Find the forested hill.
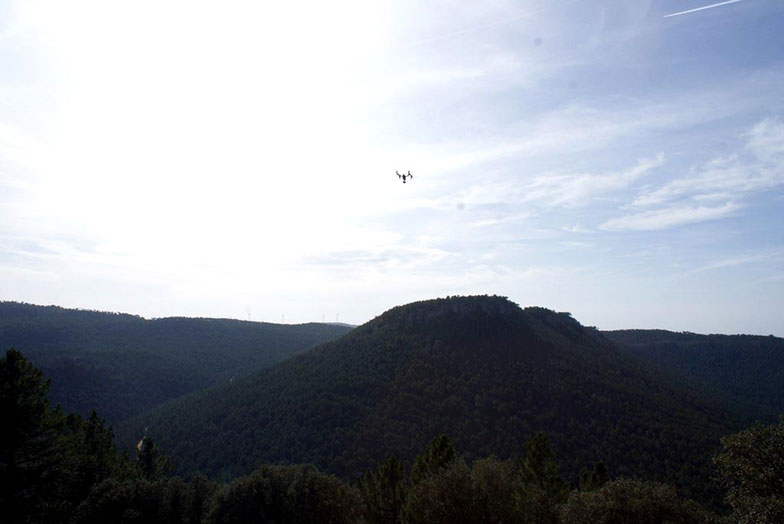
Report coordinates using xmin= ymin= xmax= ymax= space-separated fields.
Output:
xmin=603 ymin=329 xmax=784 ymax=424
xmin=0 ymin=301 xmax=352 ymax=424
xmin=132 ymin=295 xmax=737 ymax=501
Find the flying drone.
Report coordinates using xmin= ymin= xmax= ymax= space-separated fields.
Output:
xmin=396 ymin=170 xmax=413 ymax=183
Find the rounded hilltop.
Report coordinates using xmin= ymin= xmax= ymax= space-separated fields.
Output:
xmin=372 ymin=295 xmax=521 ymax=325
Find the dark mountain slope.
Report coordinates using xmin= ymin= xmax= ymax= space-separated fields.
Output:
xmin=0 ymin=301 xmax=352 ymax=423
xmin=603 ymin=329 xmax=784 ymax=423
xmin=135 ymin=296 xmax=737 ymax=501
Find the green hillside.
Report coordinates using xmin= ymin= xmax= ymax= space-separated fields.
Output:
xmin=131 ymin=296 xmax=739 ymax=501
xmin=603 ymin=329 xmax=784 ymax=424
xmin=0 ymin=301 xmax=352 ymax=424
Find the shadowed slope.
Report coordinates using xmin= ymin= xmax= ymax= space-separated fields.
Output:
xmin=604 ymin=329 xmax=784 ymax=424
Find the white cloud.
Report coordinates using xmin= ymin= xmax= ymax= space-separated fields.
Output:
xmin=300 ymin=244 xmax=452 ymax=272
xmin=633 ymin=152 xmax=783 ymax=207
xmin=689 ymin=251 xmax=782 ymax=273
xmin=562 ymin=224 xmax=593 ymax=234
xmin=672 ymin=119 xmax=781 ymax=200
xmin=602 ymin=117 xmax=784 ymax=230
xmin=600 ymin=201 xmax=740 ymax=231
xmin=745 ymin=118 xmax=784 ymax=161
xmin=0 ymin=264 xmax=58 ymax=281
xmin=468 ymin=213 xmax=531 ymax=228
xmin=521 ymin=154 xmax=664 ymax=208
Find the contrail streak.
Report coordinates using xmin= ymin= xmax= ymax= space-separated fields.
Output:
xmin=663 ymin=0 xmax=745 ymax=18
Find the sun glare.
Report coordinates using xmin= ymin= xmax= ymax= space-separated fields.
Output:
xmin=14 ymin=0 xmax=394 ymax=288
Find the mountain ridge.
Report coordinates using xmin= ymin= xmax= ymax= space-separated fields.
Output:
xmin=0 ymin=301 xmax=353 ymax=424
xmin=128 ymin=295 xmax=740 ymax=502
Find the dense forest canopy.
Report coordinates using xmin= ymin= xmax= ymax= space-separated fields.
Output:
xmin=604 ymin=329 xmax=784 ymax=424
xmin=127 ymin=296 xmax=748 ymax=503
xmin=0 ymin=301 xmax=352 ymax=424
xmin=4 ymin=346 xmax=784 ymax=523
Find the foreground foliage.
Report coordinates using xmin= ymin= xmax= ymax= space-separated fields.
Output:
xmin=559 ymin=479 xmax=721 ymax=524
xmin=714 ymin=416 xmax=784 ymax=523
xmin=1 ymin=348 xmax=129 ymax=523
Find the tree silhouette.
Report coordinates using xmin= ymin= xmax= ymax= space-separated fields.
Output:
xmin=410 ymin=435 xmax=457 ymax=485
xmin=359 ymin=456 xmax=408 ymax=524
xmin=1 ymin=348 xmax=66 ymax=522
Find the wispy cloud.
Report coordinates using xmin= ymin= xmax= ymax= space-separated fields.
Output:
xmin=521 ymin=155 xmax=664 ymax=208
xmin=562 ymin=224 xmax=594 ymax=234
xmin=602 ymin=117 xmax=784 ymax=230
xmin=0 ymin=123 xmax=44 ymax=190
xmin=469 ymin=213 xmax=531 ymax=229
xmin=631 ymin=154 xmax=780 ymax=207
xmin=601 ymin=201 xmax=741 ymax=231
xmin=300 ymin=245 xmax=453 ymax=272
xmin=389 ymin=54 xmax=524 ymax=93
xmin=745 ymin=118 xmax=784 ymax=160
xmin=402 ymin=72 xmax=778 ymax=194
xmin=401 ymin=1 xmax=576 ymax=49
xmin=664 ymin=0 xmax=745 ymax=18
xmin=689 ymin=251 xmax=783 ymax=274
xmin=0 ymin=264 xmax=58 ymax=281
xmin=755 ymin=273 xmax=784 ymax=284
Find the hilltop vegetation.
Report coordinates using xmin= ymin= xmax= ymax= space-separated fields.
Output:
xmin=130 ymin=296 xmax=739 ymax=502
xmin=0 ymin=301 xmax=352 ymax=424
xmin=604 ymin=330 xmax=784 ymax=424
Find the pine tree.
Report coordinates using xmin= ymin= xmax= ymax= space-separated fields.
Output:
xmin=359 ymin=456 xmax=407 ymax=523
xmin=136 ymin=436 xmax=170 ymax=480
xmin=410 ymin=435 xmax=457 ymax=485
xmin=0 ymin=348 xmax=65 ymax=523
xmin=519 ymin=432 xmax=567 ymax=498
xmin=516 ymin=432 xmax=568 ymax=523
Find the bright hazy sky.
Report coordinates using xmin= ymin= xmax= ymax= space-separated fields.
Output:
xmin=1 ymin=0 xmax=783 ymax=334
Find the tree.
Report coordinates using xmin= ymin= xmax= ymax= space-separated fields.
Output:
xmin=182 ymin=474 xmax=219 ymax=524
xmin=359 ymin=456 xmax=408 ymax=524
xmin=714 ymin=416 xmax=784 ymax=523
xmin=579 ymin=462 xmax=610 ymax=492
xmin=404 ymin=457 xmax=522 ymax=524
xmin=0 ymin=348 xmax=64 ymax=523
xmin=136 ymin=436 xmax=170 ymax=480
xmin=469 ymin=457 xmax=521 ymax=523
xmin=410 ymin=435 xmax=457 ymax=485
xmin=59 ymin=410 xmax=129 ymax=505
xmin=519 ymin=432 xmax=568 ymax=499
xmin=558 ymin=479 xmax=716 ymax=524
xmin=516 ymin=432 xmax=568 ymax=524
xmin=403 ymin=460 xmax=474 ymax=524
xmin=205 ymin=464 xmax=362 ymax=524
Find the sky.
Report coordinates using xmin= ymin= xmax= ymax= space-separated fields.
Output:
xmin=1 ymin=0 xmax=783 ymax=335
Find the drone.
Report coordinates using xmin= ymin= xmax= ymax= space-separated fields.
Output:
xmin=396 ymin=170 xmax=413 ymax=183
